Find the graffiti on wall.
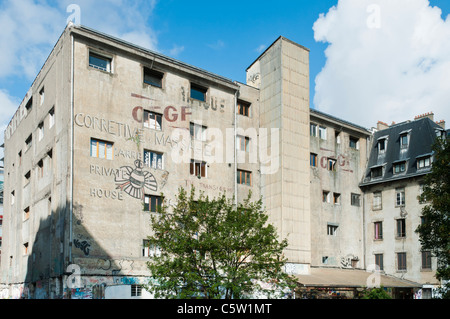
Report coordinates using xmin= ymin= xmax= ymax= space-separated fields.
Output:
xmin=115 ymin=160 xmax=158 ymax=200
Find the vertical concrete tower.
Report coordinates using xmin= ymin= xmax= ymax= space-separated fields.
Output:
xmin=246 ymin=37 xmax=311 ymax=274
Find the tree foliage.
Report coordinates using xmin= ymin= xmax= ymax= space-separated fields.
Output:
xmin=145 ymin=187 xmax=296 ymax=299
xmin=360 ymin=287 xmax=392 ymax=299
xmin=416 ymin=136 xmax=450 ymax=298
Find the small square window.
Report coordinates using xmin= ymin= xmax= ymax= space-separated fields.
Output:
xmin=23 ymin=242 xmax=29 ymax=255
xmin=327 ymin=158 xmax=336 ymax=171
xmin=144 ymin=150 xmax=164 ymax=170
xmin=333 ymin=193 xmax=341 ymax=205
xmin=238 ymin=100 xmax=251 ymax=117
xmin=237 ymin=136 xmax=250 ymax=152
xmin=25 ymin=97 xmax=33 ymax=113
xmin=237 ymin=169 xmax=252 ymax=186
xmin=327 ymin=224 xmax=338 ymax=236
xmin=89 ymin=52 xmax=112 ymax=72
xmin=417 ymin=157 xmax=431 ymax=169
xmin=351 ymin=193 xmax=360 ymax=206
xmin=349 ymin=136 xmax=359 ymax=149
xmin=144 ymin=195 xmax=162 ymax=213
xmin=24 ymin=207 xmax=30 ymax=220
xmin=190 ymin=123 xmax=207 ymax=141
xmin=144 ymin=68 xmax=163 ymax=88
xmin=131 ymin=284 xmax=142 ymax=297
xmin=25 ymin=134 xmax=32 ymax=149
xmin=190 ymin=160 xmax=207 ymax=178
xmin=144 ymin=110 xmax=162 ymax=131
xmin=378 ymin=139 xmax=386 ymax=154
xmin=90 ymin=138 xmax=114 ymax=160
xmin=371 ymin=166 xmax=383 ymax=179
xmin=190 ymin=83 xmax=207 ymax=102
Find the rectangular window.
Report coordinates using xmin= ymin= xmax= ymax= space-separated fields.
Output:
xmin=327 ymin=224 xmax=338 ymax=236
xmin=373 ymin=191 xmax=382 ymax=210
xmin=23 ymin=242 xmax=29 ymax=255
xmin=396 ymin=218 xmax=406 ymax=238
xmin=310 ymin=153 xmax=318 ymax=167
xmin=25 ymin=134 xmax=32 ymax=149
xmin=143 ymin=110 xmax=162 ymax=130
xmin=37 ymin=159 xmax=44 ymax=178
xmin=90 ymin=138 xmax=114 ymax=160
xmin=144 ymin=195 xmax=162 ymax=213
xmin=38 ymin=122 xmax=44 ymax=141
xmin=400 ymin=134 xmax=409 ymax=148
xmin=24 ymin=207 xmax=30 ymax=221
xmin=236 ymin=135 xmax=250 ymax=152
xmin=333 ymin=193 xmax=341 ymax=205
xmin=421 ymin=251 xmax=432 ymax=270
xmin=396 ymin=188 xmax=405 ymax=207
xmin=11 ymin=190 xmax=15 ymax=205
xmin=397 ymin=252 xmax=407 ymax=271
xmin=237 ymin=100 xmax=251 ymax=117
xmin=24 ymin=171 xmax=31 ymax=184
xmin=327 ymin=158 xmax=337 ymax=171
xmin=378 ymin=139 xmax=386 ymax=154
xmin=190 ymin=83 xmax=207 ymax=102
xmin=89 ymin=52 xmax=112 ymax=72
xmin=142 ymin=240 xmax=161 ymax=258
xmin=131 ymin=284 xmax=142 ymax=297
xmin=322 ymin=191 xmax=330 ymax=203
xmin=375 ymin=254 xmax=384 ymax=271
xmin=349 ymin=136 xmax=359 ymax=149
xmin=319 ymin=126 xmax=327 ymax=140
xmin=417 ymin=157 xmax=431 ymax=169
xmin=393 ymin=162 xmax=406 ymax=174
xmin=237 ymin=169 xmax=252 ymax=186
xmin=39 ymin=87 xmax=45 ymax=106
xmin=310 ymin=123 xmax=317 ymax=137
xmin=143 ymin=68 xmax=163 ymax=88
xmin=25 ymin=97 xmax=33 ymax=113
xmin=374 ymin=222 xmax=383 ymax=240
xmin=351 ymin=193 xmax=360 ymax=206
xmin=190 ymin=160 xmax=207 ymax=178
xmin=335 ymin=131 xmax=341 ymax=144
xmin=48 ymin=107 xmax=55 ymax=128
xmin=190 ymin=123 xmax=207 ymax=141
xmin=143 ymin=150 xmax=164 ymax=170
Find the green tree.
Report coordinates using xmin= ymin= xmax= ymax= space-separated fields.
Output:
xmin=360 ymin=287 xmax=392 ymax=299
xmin=416 ymin=136 xmax=450 ymax=299
xmin=145 ymin=187 xmax=296 ymax=299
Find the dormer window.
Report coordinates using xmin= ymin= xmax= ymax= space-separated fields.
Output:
xmin=377 ymin=136 xmax=388 ymax=154
xmin=399 ymin=130 xmax=411 ymax=149
xmin=371 ymin=165 xmax=383 ymax=179
xmin=393 ymin=161 xmax=407 ymax=174
xmin=417 ymin=156 xmax=431 ymax=169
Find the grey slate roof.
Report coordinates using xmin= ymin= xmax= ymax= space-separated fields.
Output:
xmin=360 ymin=117 xmax=444 ymax=187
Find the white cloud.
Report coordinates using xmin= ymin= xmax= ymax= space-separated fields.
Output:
xmin=0 ymin=89 xmax=21 ymax=160
xmin=168 ymin=44 xmax=185 ymax=57
xmin=313 ymin=0 xmax=450 ymax=128
xmin=256 ymin=44 xmax=267 ymax=53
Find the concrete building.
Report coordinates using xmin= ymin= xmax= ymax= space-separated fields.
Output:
xmin=0 ymin=23 xmax=444 ymax=299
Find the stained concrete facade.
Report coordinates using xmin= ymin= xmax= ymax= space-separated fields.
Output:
xmin=0 ymin=24 xmax=442 ymax=299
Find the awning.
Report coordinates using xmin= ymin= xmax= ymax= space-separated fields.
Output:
xmin=295 ymin=267 xmax=422 ymax=289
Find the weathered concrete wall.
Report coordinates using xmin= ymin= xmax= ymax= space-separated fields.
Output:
xmin=309 ymin=114 xmax=370 ymax=269
xmin=247 ymin=37 xmax=311 ymax=273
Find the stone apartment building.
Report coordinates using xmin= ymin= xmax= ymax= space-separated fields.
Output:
xmin=0 ymin=23 xmax=444 ymax=299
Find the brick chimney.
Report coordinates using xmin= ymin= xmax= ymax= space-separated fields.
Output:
xmin=377 ymin=121 xmax=389 ymax=130
xmin=436 ymin=120 xmax=446 ymax=129
xmin=414 ymin=112 xmax=434 ymax=121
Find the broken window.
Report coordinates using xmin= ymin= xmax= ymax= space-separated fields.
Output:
xmin=144 ymin=67 xmax=163 ymax=88
xmin=190 ymin=83 xmax=207 ymax=102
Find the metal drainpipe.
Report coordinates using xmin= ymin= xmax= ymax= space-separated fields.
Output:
xmin=234 ymin=88 xmax=238 ymax=207
xmin=69 ymin=30 xmax=74 ymax=265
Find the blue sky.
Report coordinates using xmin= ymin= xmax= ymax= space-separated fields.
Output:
xmin=1 ymin=0 xmax=450 ymax=158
